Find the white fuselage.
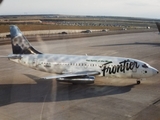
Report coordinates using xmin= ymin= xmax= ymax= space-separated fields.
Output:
xmin=9 ymin=54 xmax=158 ymax=79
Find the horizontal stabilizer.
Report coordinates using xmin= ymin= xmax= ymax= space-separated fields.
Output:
xmin=0 ymin=54 xmax=22 ymax=59
xmin=0 ymin=56 xmax=9 ymax=58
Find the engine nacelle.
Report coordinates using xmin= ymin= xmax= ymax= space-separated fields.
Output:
xmin=56 ymin=76 xmax=95 ymax=84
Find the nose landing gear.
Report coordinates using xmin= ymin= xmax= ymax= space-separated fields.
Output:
xmin=137 ymin=80 xmax=141 ymax=84
xmin=136 ymin=79 xmax=142 ymax=84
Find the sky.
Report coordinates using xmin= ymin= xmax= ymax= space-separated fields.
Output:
xmin=0 ymin=0 xmax=160 ymax=19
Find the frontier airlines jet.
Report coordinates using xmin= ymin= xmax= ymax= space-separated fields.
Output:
xmin=1 ymin=25 xmax=159 ymax=84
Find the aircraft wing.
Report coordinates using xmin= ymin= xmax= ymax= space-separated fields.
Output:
xmin=42 ymin=71 xmax=100 ymax=83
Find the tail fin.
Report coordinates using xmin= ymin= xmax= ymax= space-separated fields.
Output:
xmin=10 ymin=25 xmax=42 ymax=54
xmin=155 ymin=22 xmax=160 ymax=33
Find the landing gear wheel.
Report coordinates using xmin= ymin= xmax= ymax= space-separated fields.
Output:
xmin=137 ymin=80 xmax=141 ymax=84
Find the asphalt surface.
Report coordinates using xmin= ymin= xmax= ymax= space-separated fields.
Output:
xmin=0 ymin=29 xmax=156 ymax=45
xmin=0 ymin=32 xmax=160 ymax=120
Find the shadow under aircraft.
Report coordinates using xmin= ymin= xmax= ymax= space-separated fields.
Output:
xmin=0 ymin=74 xmax=137 ymax=107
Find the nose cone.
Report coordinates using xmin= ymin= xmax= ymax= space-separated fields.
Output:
xmin=152 ymin=67 xmax=159 ymax=76
xmin=157 ymin=71 xmax=159 ymax=74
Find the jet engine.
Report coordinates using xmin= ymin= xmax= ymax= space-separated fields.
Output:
xmin=56 ymin=76 xmax=95 ymax=84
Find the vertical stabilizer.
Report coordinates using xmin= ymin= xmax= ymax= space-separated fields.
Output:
xmin=10 ymin=25 xmax=42 ymax=54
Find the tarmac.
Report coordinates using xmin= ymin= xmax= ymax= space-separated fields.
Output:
xmin=0 ymin=32 xmax=160 ymax=120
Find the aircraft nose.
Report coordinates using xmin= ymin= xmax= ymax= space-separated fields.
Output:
xmin=152 ymin=68 xmax=159 ymax=75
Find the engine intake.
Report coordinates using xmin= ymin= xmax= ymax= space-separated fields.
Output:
xmin=56 ymin=76 xmax=95 ymax=84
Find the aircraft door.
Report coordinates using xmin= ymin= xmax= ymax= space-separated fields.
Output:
xmin=131 ymin=62 xmax=140 ymax=78
xmin=132 ymin=66 xmax=137 ymax=72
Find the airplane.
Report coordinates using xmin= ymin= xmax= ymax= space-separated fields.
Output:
xmin=155 ymin=22 xmax=160 ymax=33
xmin=0 ymin=25 xmax=159 ymax=84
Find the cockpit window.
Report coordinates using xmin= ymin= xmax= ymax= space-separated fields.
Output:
xmin=142 ymin=64 xmax=148 ymax=68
